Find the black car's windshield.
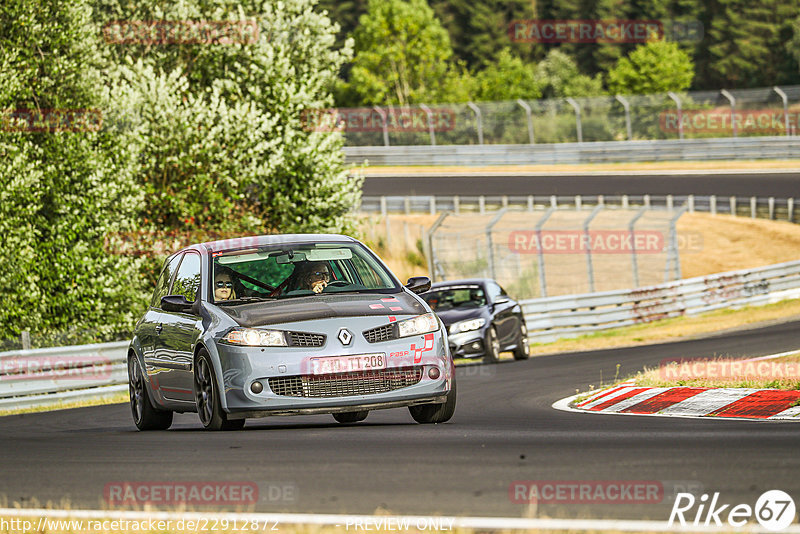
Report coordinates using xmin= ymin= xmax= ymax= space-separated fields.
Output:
xmin=422 ymin=285 xmax=486 ymax=311
xmin=211 ymin=242 xmax=399 ymax=303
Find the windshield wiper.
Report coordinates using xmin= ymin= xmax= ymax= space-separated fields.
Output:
xmin=217 ymin=296 xmax=274 ymax=305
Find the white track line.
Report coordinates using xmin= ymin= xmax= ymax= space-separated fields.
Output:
xmin=1 ymin=507 xmax=796 ymax=533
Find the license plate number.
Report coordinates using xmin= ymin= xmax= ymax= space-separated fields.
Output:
xmin=311 ymin=353 xmax=386 ymax=374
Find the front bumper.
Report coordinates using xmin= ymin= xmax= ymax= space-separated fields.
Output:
xmin=448 ymin=330 xmax=486 ymax=358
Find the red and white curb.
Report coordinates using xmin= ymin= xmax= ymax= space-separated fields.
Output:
xmin=554 ymin=351 xmax=800 ymax=422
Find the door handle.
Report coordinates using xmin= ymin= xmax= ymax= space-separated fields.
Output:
xmin=155 ymin=324 xmax=163 ymax=334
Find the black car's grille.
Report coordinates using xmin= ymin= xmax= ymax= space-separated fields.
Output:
xmin=287 ymin=332 xmax=326 ymax=347
xmin=268 ymin=367 xmax=423 ymax=398
xmin=363 ymin=323 xmax=397 ymax=343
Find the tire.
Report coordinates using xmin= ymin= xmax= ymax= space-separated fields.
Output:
xmin=483 ymin=326 xmax=500 ymax=363
xmin=512 ymin=320 xmax=531 ymax=360
xmin=129 ymin=356 xmax=173 ymax=431
xmin=194 ymin=349 xmax=245 ymax=431
xmin=408 ymin=375 xmax=457 ymax=424
xmin=333 ymin=411 xmax=369 ymax=424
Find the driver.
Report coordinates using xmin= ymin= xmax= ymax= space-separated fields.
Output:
xmin=214 ymin=266 xmax=237 ymax=301
xmin=297 ymin=261 xmax=331 ymax=294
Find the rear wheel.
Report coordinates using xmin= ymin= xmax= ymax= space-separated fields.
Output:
xmin=333 ymin=411 xmax=369 ymax=424
xmin=194 ymin=350 xmax=245 ymax=431
xmin=483 ymin=326 xmax=500 ymax=363
xmin=408 ymin=376 xmax=457 ymax=424
xmin=129 ymin=356 xmax=173 ymax=431
xmin=512 ymin=321 xmax=531 ymax=360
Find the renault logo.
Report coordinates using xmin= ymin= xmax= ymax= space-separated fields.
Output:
xmin=338 ymin=328 xmax=353 ymax=345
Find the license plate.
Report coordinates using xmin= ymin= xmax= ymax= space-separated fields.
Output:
xmin=311 ymin=353 xmax=386 ymax=375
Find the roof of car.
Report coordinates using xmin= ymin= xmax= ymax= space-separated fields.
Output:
xmin=429 ymin=279 xmax=490 ymax=289
xmin=195 ymin=234 xmax=358 ymax=253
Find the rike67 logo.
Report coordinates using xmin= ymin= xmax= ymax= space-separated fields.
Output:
xmin=669 ymin=490 xmax=796 ymax=531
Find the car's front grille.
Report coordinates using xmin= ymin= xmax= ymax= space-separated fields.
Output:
xmin=287 ymin=331 xmax=326 ymax=347
xmin=363 ymin=323 xmax=397 ymax=343
xmin=268 ymin=367 xmax=423 ymax=398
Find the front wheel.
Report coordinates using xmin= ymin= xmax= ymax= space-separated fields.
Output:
xmin=408 ymin=376 xmax=457 ymax=424
xmin=333 ymin=411 xmax=369 ymax=424
xmin=194 ymin=350 xmax=245 ymax=431
xmin=483 ymin=326 xmax=500 ymax=364
xmin=129 ymin=356 xmax=173 ymax=431
xmin=512 ymin=321 xmax=531 ymax=360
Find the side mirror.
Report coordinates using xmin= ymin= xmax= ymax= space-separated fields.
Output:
xmin=161 ymin=295 xmax=193 ymax=313
xmin=405 ymin=276 xmax=431 ymax=295
xmin=493 ymin=296 xmax=510 ymax=306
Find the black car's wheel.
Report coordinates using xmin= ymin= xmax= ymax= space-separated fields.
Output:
xmin=409 ymin=375 xmax=457 ymax=424
xmin=483 ymin=326 xmax=500 ymax=363
xmin=512 ymin=320 xmax=531 ymax=360
xmin=194 ymin=349 xmax=245 ymax=431
xmin=128 ymin=356 xmax=173 ymax=431
xmin=333 ymin=411 xmax=369 ymax=423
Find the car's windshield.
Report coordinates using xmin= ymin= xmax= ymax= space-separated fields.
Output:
xmin=210 ymin=242 xmax=399 ymax=303
xmin=422 ymin=285 xmax=486 ymax=311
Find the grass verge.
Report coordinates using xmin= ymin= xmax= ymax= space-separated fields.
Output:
xmin=0 ymin=392 xmax=128 ymax=417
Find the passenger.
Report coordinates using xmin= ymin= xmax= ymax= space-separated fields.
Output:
xmin=214 ymin=267 xmax=237 ymax=301
xmin=297 ymin=261 xmax=331 ymax=294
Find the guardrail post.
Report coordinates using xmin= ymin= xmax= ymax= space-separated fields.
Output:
xmin=667 ymin=92 xmax=683 ymax=140
xmin=774 ymin=87 xmax=790 ymax=136
xmin=419 ymin=104 xmax=436 ymax=146
xmin=730 ymin=196 xmax=737 ymax=216
xmin=622 ymin=195 xmax=629 ymax=209
xmin=536 ymin=207 xmax=556 ymax=297
xmin=404 ymin=196 xmax=411 ymax=215
xmin=453 ymin=196 xmax=460 ymax=215
xmin=550 ymin=195 xmax=558 ymax=208
xmin=721 ymin=89 xmax=737 ymax=138
xmin=467 ymin=102 xmax=484 ymax=145
xmin=629 ymin=207 xmax=648 ymax=288
xmin=426 ymin=212 xmax=450 ymax=282
xmin=598 ymin=194 xmax=604 ymax=207
xmin=769 ymin=197 xmax=775 ymax=220
xmin=485 ymin=209 xmax=508 ymax=280
xmin=527 ymin=195 xmax=534 ymax=212
xmin=710 ymin=195 xmax=716 ymax=215
xmin=373 ymin=106 xmax=390 ymax=146
xmin=583 ymin=206 xmax=604 ymax=292
xmin=21 ymin=331 xmax=31 ymax=350
xmin=502 ymin=195 xmax=508 ymax=209
xmin=380 ymin=196 xmax=387 ymax=218
xmin=789 ymin=198 xmax=794 ymax=222
xmin=615 ymin=95 xmax=633 ymax=141
xmin=575 ymin=195 xmax=582 ymax=210
xmin=429 ymin=196 xmax=436 ymax=215
xmin=566 ymin=97 xmax=583 ymax=143
xmin=644 ymin=194 xmax=651 ymax=208
xmin=751 ymin=197 xmax=757 ymax=218
xmin=517 ymin=99 xmax=535 ymax=144
xmin=667 ymin=195 xmax=673 ymax=211
xmin=688 ymin=195 xmax=695 ymax=213
xmin=479 ymin=196 xmax=485 ymax=215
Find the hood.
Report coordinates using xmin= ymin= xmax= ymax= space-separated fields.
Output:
xmin=218 ymin=291 xmax=426 ymax=328
xmin=433 ymin=306 xmax=486 ymax=327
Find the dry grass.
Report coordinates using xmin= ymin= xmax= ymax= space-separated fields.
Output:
xmin=0 ymin=392 xmax=128 ymax=417
xmin=357 ymin=159 xmax=800 ymax=175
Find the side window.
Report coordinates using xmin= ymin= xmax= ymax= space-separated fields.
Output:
xmin=487 ymin=282 xmax=503 ymax=302
xmin=151 ymin=254 xmax=181 ymax=308
xmin=172 ymin=252 xmax=202 ymax=303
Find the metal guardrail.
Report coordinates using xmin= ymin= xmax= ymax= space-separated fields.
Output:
xmin=344 ymin=136 xmax=800 ymax=166
xmin=0 ymin=341 xmax=128 ymax=411
xmin=521 ymin=259 xmax=800 ymax=343
xmin=360 ymin=194 xmax=797 ymax=222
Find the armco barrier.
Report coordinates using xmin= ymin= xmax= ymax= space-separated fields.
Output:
xmin=521 ymin=259 xmax=800 ymax=343
xmin=0 ymin=341 xmax=128 ymax=411
xmin=344 ymin=136 xmax=800 ymax=166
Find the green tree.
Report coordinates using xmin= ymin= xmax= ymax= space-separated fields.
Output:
xmin=607 ymin=40 xmax=694 ymax=94
xmin=535 ymin=49 xmax=604 ymax=98
xmin=0 ymin=0 xmax=145 ymax=345
xmin=346 ymin=0 xmax=460 ymax=105
xmin=472 ymin=48 xmax=541 ymax=101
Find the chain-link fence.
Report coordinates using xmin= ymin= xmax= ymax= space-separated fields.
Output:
xmin=324 ymin=85 xmax=800 ymax=146
xmin=427 ymin=206 xmax=687 ymax=299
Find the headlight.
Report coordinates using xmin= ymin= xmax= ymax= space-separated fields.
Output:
xmin=222 ymin=328 xmax=287 ymax=346
xmin=398 ymin=313 xmax=439 ymax=338
xmin=449 ymin=318 xmax=486 ymax=334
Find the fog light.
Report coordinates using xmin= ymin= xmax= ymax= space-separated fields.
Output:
xmin=471 ymin=342 xmax=481 ymax=350
xmin=428 ymin=367 xmax=441 ymax=380
xmin=250 ymin=381 xmax=263 ymax=394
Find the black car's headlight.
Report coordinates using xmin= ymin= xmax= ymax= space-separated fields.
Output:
xmin=222 ymin=328 xmax=287 ymax=347
xmin=397 ymin=313 xmax=439 ymax=338
xmin=449 ymin=318 xmax=486 ymax=335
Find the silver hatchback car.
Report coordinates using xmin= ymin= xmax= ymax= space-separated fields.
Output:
xmin=128 ymin=234 xmax=456 ymax=430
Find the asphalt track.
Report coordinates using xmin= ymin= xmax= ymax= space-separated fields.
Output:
xmin=362 ymin=171 xmax=800 ymax=197
xmin=2 ymin=319 xmax=800 ymax=521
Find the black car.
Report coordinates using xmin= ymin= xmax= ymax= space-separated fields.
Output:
xmin=421 ymin=279 xmax=529 ymax=363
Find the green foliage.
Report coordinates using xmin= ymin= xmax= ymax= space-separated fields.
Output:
xmin=472 ymin=48 xmax=541 ymax=101
xmin=607 ymin=40 xmax=694 ymax=95
xmin=535 ymin=50 xmax=604 ymax=98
